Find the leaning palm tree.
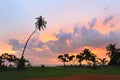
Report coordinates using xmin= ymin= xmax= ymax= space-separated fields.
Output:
xmin=18 ymin=16 xmax=47 ymax=69
xmin=21 ymin=16 xmax=47 ymax=59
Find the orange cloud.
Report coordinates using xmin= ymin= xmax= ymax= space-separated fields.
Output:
xmin=39 ymin=33 xmax=57 ymax=42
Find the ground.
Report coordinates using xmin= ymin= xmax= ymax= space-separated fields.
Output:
xmin=26 ymin=74 xmax=120 ymax=80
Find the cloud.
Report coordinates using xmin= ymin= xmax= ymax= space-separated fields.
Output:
xmin=9 ymin=23 xmax=120 ymax=54
xmin=72 ymin=26 xmax=120 ymax=48
xmin=28 ymin=38 xmax=45 ymax=49
xmin=8 ymin=39 xmax=24 ymax=50
xmin=47 ymin=30 xmax=72 ymax=53
xmin=71 ymin=26 xmax=103 ymax=48
xmin=8 ymin=37 xmax=57 ymax=65
xmin=88 ymin=18 xmax=97 ymax=29
xmin=103 ymin=15 xmax=114 ymax=25
xmin=56 ymin=30 xmax=72 ymax=41
xmin=46 ymin=24 xmax=120 ymax=54
xmin=110 ymin=24 xmax=114 ymax=28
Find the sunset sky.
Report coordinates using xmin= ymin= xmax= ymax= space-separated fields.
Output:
xmin=0 ymin=0 xmax=120 ymax=66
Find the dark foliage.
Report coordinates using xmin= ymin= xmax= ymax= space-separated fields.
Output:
xmin=106 ymin=44 xmax=120 ymax=66
xmin=58 ymin=48 xmax=108 ymax=68
xmin=0 ymin=53 xmax=31 ymax=71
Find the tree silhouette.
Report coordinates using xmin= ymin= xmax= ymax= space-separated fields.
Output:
xmin=81 ymin=48 xmax=92 ymax=65
xmin=64 ymin=54 xmax=69 ymax=59
xmin=0 ymin=53 xmax=30 ymax=70
xmin=57 ymin=49 xmax=99 ymax=67
xmin=89 ymin=53 xmax=97 ymax=66
xmin=21 ymin=16 xmax=47 ymax=59
xmin=2 ymin=53 xmax=16 ymax=67
xmin=76 ymin=54 xmax=84 ymax=66
xmin=18 ymin=16 xmax=47 ymax=69
xmin=64 ymin=54 xmax=69 ymax=65
xmin=16 ymin=57 xmax=31 ymax=69
xmin=69 ymin=55 xmax=75 ymax=61
xmin=58 ymin=55 xmax=68 ymax=67
xmin=106 ymin=44 xmax=120 ymax=65
xmin=98 ymin=58 xmax=108 ymax=66
xmin=77 ymin=48 xmax=98 ymax=66
xmin=106 ymin=44 xmax=116 ymax=58
xmin=69 ymin=55 xmax=75 ymax=65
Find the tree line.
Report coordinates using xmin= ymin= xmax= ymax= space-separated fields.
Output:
xmin=0 ymin=53 xmax=30 ymax=71
xmin=0 ymin=44 xmax=120 ymax=71
xmin=58 ymin=44 xmax=120 ymax=67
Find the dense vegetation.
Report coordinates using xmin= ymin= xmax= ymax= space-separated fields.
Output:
xmin=0 ymin=53 xmax=30 ymax=71
xmin=58 ymin=44 xmax=120 ymax=67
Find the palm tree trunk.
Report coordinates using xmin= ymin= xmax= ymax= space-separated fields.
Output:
xmin=63 ymin=62 xmax=66 ymax=67
xmin=21 ymin=29 xmax=38 ymax=59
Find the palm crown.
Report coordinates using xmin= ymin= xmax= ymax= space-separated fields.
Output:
xmin=35 ymin=16 xmax=47 ymax=31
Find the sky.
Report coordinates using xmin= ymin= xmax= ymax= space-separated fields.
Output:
xmin=0 ymin=0 xmax=120 ymax=66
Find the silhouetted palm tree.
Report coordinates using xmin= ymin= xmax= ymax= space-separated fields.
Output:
xmin=106 ymin=44 xmax=116 ymax=58
xmin=21 ymin=16 xmax=47 ymax=59
xmin=18 ymin=16 xmax=47 ymax=69
xmin=106 ymin=44 xmax=120 ymax=65
xmin=90 ymin=53 xmax=97 ymax=66
xmin=64 ymin=54 xmax=69 ymax=59
xmin=69 ymin=55 xmax=75 ymax=61
xmin=69 ymin=55 xmax=75 ymax=65
xmin=98 ymin=58 xmax=108 ymax=66
xmin=82 ymin=48 xmax=92 ymax=65
xmin=76 ymin=54 xmax=84 ymax=66
xmin=106 ymin=44 xmax=117 ymax=65
xmin=58 ymin=55 xmax=68 ymax=67
xmin=64 ymin=54 xmax=69 ymax=65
